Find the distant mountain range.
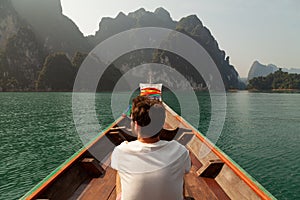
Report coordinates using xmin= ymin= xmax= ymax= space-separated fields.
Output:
xmin=0 ymin=0 xmax=241 ymax=91
xmin=248 ymin=61 xmax=300 ymax=81
xmin=88 ymin=8 xmax=177 ymax=45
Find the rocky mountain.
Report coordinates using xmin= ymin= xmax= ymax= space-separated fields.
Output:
xmin=0 ymin=0 xmax=46 ymax=90
xmin=0 ymin=1 xmax=241 ymax=91
xmin=0 ymin=0 xmax=18 ymax=49
xmin=248 ymin=61 xmax=300 ymax=81
xmin=158 ymin=15 xmax=239 ymax=89
xmin=88 ymin=7 xmax=176 ymax=45
xmin=0 ymin=0 xmax=91 ymax=91
xmin=89 ymin=9 xmax=240 ymax=89
xmin=11 ymin=0 xmax=91 ymax=55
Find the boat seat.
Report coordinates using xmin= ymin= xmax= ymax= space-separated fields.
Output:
xmin=105 ymin=126 xmax=134 ymax=146
xmin=159 ymin=127 xmax=179 ymax=141
xmin=184 ymin=152 xmax=230 ymax=200
xmin=106 ymin=125 xmax=181 ymax=146
xmin=196 ymin=159 xmax=224 ymax=178
xmin=177 ymin=132 xmax=194 ymax=145
xmin=75 ymin=167 xmax=117 ymax=200
xmin=81 ymin=158 xmax=105 ymax=178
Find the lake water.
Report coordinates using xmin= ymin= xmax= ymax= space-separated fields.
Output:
xmin=0 ymin=92 xmax=299 ymax=199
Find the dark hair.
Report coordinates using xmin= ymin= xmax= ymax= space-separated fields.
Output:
xmin=131 ymin=96 xmax=165 ymax=138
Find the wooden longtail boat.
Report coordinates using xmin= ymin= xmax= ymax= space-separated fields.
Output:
xmin=21 ymin=95 xmax=275 ymax=200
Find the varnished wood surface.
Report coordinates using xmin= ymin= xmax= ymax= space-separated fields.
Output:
xmin=184 ymin=151 xmax=230 ymax=200
xmin=77 ymin=167 xmax=116 ymax=200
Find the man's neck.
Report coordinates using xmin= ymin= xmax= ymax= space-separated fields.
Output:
xmin=138 ymin=136 xmax=160 ymax=144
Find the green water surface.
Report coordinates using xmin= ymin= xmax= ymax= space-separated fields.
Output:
xmin=0 ymin=92 xmax=299 ymax=199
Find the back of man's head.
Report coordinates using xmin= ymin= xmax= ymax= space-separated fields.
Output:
xmin=131 ymin=96 xmax=165 ymax=138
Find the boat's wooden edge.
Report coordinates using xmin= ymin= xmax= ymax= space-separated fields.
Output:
xmin=162 ymin=103 xmax=275 ymax=200
xmin=20 ymin=116 xmax=124 ymax=200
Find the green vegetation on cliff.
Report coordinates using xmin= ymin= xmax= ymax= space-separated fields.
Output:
xmin=0 ymin=25 xmax=45 ymax=91
xmin=36 ymin=52 xmax=76 ymax=91
xmin=248 ymin=69 xmax=300 ymax=90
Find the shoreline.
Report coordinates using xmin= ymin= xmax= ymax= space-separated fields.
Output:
xmin=248 ymin=88 xmax=300 ymax=93
xmin=1 ymin=89 xmax=300 ymax=93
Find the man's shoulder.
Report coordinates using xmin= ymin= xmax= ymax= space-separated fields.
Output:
xmin=116 ymin=140 xmax=140 ymax=148
xmin=168 ymin=140 xmax=188 ymax=151
xmin=113 ymin=140 xmax=188 ymax=155
xmin=113 ymin=140 xmax=145 ymax=154
xmin=115 ymin=141 xmax=130 ymax=148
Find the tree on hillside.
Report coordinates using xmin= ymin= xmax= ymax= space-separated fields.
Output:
xmin=248 ymin=69 xmax=300 ymax=90
xmin=0 ymin=51 xmax=12 ymax=90
xmin=72 ymin=52 xmax=88 ymax=69
xmin=0 ymin=51 xmax=7 ymax=81
xmin=36 ymin=52 xmax=76 ymax=90
xmin=4 ymin=26 xmax=45 ymax=89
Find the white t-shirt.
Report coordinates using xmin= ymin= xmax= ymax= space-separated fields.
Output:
xmin=111 ymin=140 xmax=191 ymax=200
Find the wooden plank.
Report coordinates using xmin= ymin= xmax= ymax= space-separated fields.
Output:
xmin=37 ymin=162 xmax=89 ymax=200
xmin=163 ymin=121 xmax=174 ymax=129
xmin=81 ymin=158 xmax=105 ymax=177
xmin=184 ymin=151 xmax=230 ymax=200
xmin=184 ymin=165 xmax=218 ymax=200
xmin=215 ymin=165 xmax=260 ymax=200
xmin=107 ymin=187 xmax=117 ymax=200
xmin=69 ymin=179 xmax=92 ymax=200
xmin=78 ymin=167 xmax=116 ymax=200
xmin=189 ymin=150 xmax=203 ymax=169
xmin=164 ymin=107 xmax=181 ymax=129
xmin=202 ymin=178 xmax=230 ymax=200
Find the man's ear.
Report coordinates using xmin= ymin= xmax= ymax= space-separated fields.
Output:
xmin=134 ymin=121 xmax=140 ymax=132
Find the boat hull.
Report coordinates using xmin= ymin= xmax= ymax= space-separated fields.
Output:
xmin=21 ymin=103 xmax=275 ymax=200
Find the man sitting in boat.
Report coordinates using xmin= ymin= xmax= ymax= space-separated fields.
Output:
xmin=111 ymin=96 xmax=191 ymax=200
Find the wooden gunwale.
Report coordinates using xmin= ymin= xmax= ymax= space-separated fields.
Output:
xmin=162 ymin=103 xmax=274 ymax=200
xmin=21 ymin=116 xmax=124 ymax=200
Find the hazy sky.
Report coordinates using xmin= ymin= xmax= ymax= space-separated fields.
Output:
xmin=61 ymin=0 xmax=300 ymax=77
